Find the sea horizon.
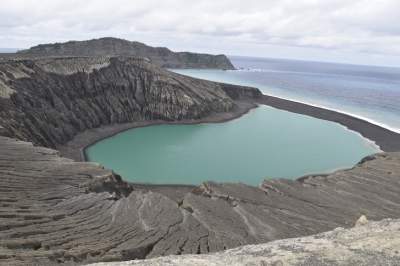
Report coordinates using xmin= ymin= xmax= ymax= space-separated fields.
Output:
xmin=173 ymin=56 xmax=400 ymax=135
xmin=229 ymin=54 xmax=400 ymax=69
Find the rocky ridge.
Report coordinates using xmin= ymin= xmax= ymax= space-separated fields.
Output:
xmin=16 ymin=37 xmax=235 ymax=70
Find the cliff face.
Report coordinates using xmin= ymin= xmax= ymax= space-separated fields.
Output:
xmin=0 ymin=57 xmax=257 ymax=148
xmin=17 ymin=37 xmax=236 ymax=70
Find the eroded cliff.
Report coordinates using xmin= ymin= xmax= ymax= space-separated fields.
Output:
xmin=0 ymin=57 xmax=258 ymax=148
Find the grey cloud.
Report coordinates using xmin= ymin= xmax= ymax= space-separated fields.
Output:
xmin=1 ymin=0 xmax=399 ymax=63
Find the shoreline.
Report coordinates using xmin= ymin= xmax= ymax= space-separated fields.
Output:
xmin=257 ymin=95 xmax=400 ymax=152
xmin=173 ymin=69 xmax=399 ymax=134
xmin=58 ymin=100 xmax=258 ymax=161
xmin=261 ymin=92 xmax=400 ymax=134
xmin=58 ymin=93 xmax=400 ymax=167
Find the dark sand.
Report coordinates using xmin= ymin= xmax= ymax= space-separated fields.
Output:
xmin=258 ymin=95 xmax=400 ymax=152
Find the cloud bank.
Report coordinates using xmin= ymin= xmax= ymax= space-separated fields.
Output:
xmin=1 ymin=0 xmax=399 ymax=66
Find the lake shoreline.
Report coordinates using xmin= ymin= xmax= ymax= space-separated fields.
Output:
xmin=58 ymin=100 xmax=258 ymax=162
xmin=59 ymin=92 xmax=400 ymax=167
xmin=56 ymin=91 xmax=400 ymax=201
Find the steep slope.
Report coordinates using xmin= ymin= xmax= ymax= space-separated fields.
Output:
xmin=1 ymin=135 xmax=400 ymax=265
xmin=16 ymin=37 xmax=235 ymax=69
xmin=0 ymin=56 xmax=258 ymax=148
xmin=90 ymin=218 xmax=400 ymax=266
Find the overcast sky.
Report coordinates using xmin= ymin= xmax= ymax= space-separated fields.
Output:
xmin=1 ymin=0 xmax=400 ymax=67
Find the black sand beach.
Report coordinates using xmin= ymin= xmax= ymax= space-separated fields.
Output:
xmin=258 ymin=95 xmax=400 ymax=152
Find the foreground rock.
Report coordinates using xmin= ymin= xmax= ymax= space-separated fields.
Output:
xmin=1 ymin=134 xmax=399 ymax=265
xmin=15 ymin=37 xmax=235 ymax=70
xmin=90 ymin=218 xmax=400 ymax=266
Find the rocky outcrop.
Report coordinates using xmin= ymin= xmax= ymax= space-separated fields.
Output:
xmin=1 ymin=134 xmax=400 ymax=265
xmin=16 ymin=37 xmax=235 ymax=70
xmin=89 ymin=218 xmax=400 ymax=266
xmin=0 ymin=57 xmax=258 ymax=149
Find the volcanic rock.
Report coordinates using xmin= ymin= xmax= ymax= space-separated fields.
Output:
xmin=16 ymin=37 xmax=235 ymax=70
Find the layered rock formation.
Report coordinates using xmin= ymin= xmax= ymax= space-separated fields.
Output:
xmin=0 ymin=57 xmax=257 ymax=149
xmin=90 ymin=218 xmax=400 ymax=266
xmin=16 ymin=37 xmax=235 ymax=70
xmin=1 ymin=133 xmax=399 ymax=265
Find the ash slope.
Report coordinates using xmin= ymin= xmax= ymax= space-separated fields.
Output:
xmin=1 ymin=136 xmax=400 ymax=265
xmin=16 ymin=37 xmax=235 ymax=70
xmin=0 ymin=56 xmax=258 ymax=149
xmin=90 ymin=218 xmax=400 ymax=266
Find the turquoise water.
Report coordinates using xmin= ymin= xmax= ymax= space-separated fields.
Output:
xmin=86 ymin=106 xmax=378 ymax=186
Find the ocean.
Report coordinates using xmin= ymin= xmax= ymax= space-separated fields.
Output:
xmin=174 ymin=56 xmax=400 ymax=133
